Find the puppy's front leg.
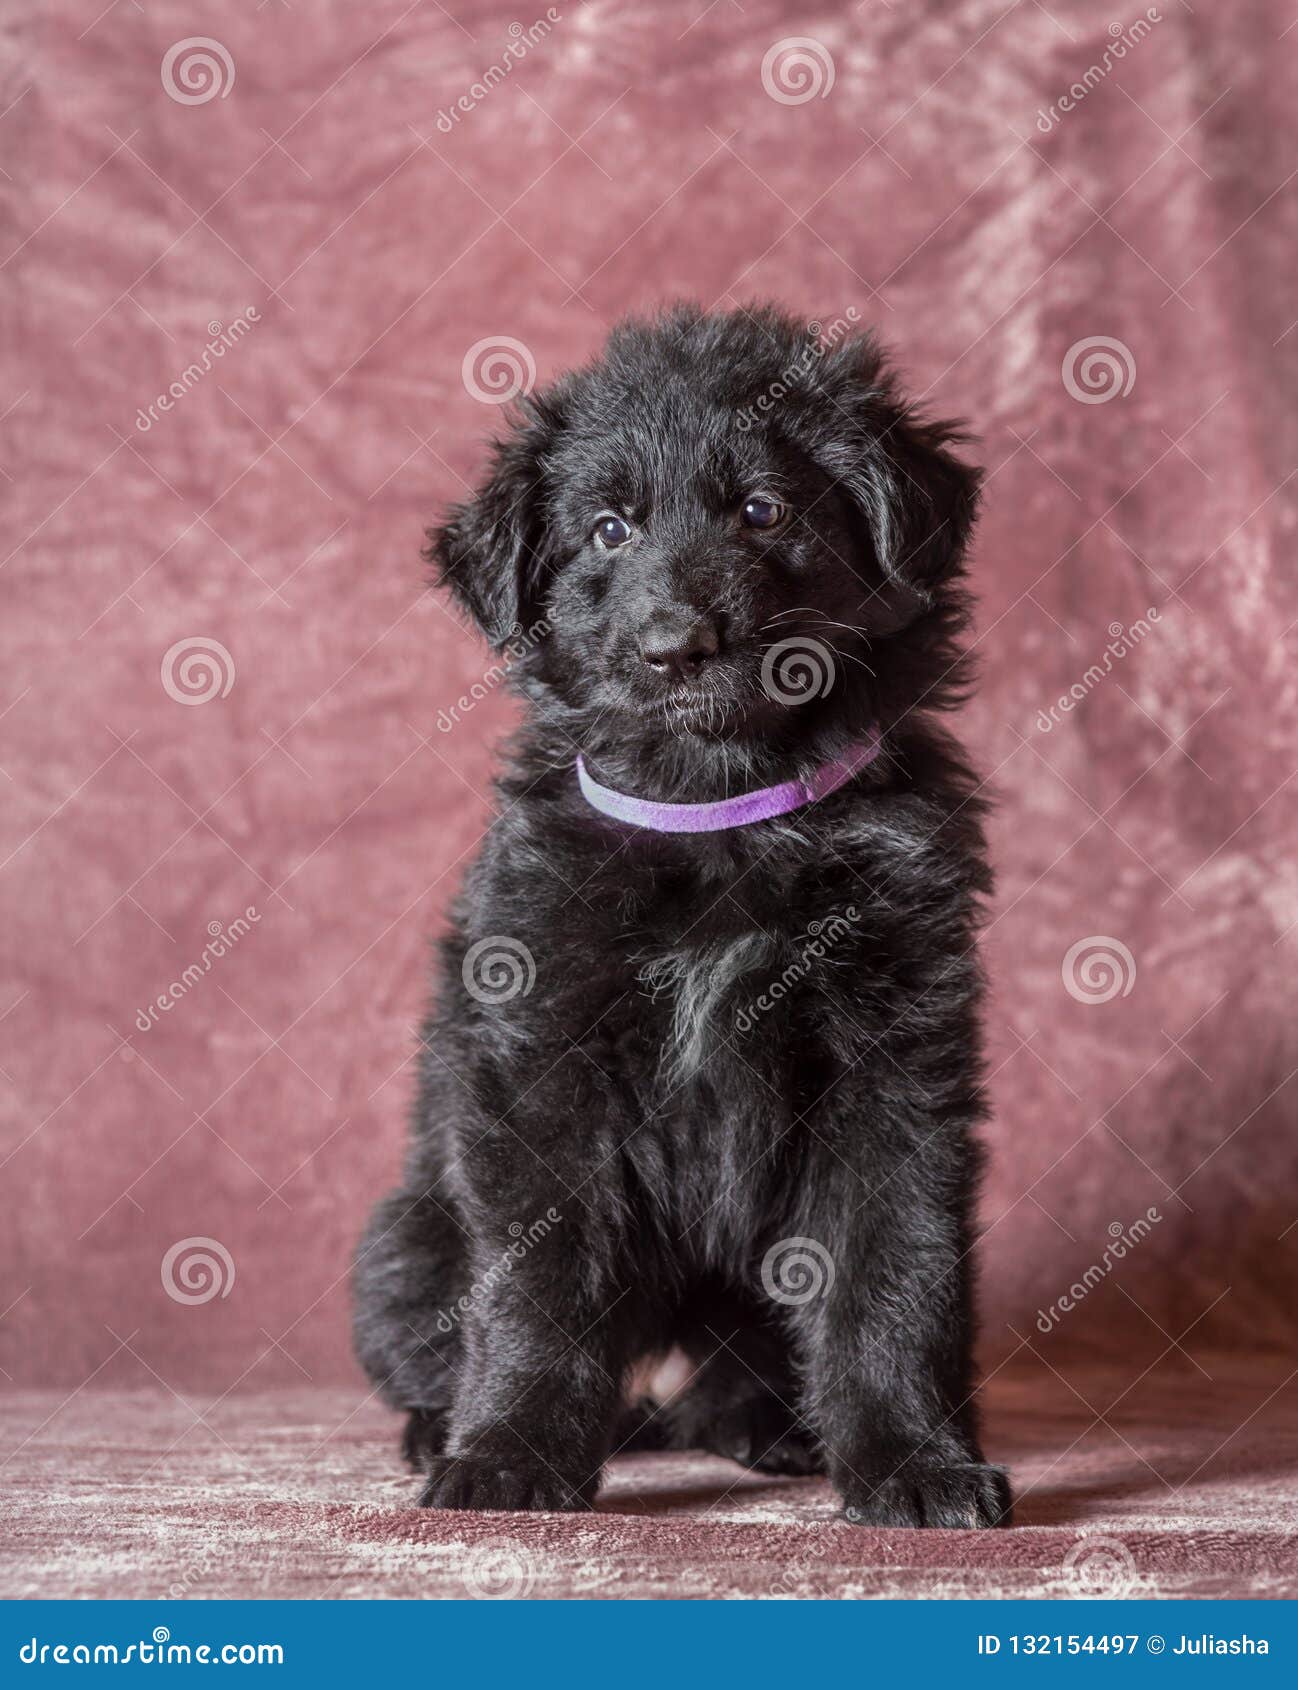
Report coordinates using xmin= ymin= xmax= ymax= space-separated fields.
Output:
xmin=421 ymin=1236 xmax=626 ymax=1513
xmin=787 ymin=1143 xmax=1011 ymax=1528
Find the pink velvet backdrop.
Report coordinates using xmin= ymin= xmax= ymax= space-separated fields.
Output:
xmin=3 ymin=0 xmax=1296 ymax=1398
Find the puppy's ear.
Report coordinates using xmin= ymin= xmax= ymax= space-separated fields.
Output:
xmin=846 ymin=409 xmax=981 ymax=598
xmin=818 ymin=343 xmax=981 ymax=609
xmin=427 ymin=396 xmax=560 ymax=647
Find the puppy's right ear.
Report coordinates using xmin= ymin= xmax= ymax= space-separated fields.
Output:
xmin=426 ymin=397 xmax=559 ymax=648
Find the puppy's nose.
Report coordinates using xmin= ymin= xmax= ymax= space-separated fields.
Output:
xmin=639 ymin=615 xmax=720 ymax=680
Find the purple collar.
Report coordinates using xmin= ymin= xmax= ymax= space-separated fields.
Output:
xmin=575 ymin=732 xmax=881 ymax=834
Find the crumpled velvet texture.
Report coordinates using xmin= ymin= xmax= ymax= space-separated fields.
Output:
xmin=2 ymin=0 xmax=1296 ymax=1415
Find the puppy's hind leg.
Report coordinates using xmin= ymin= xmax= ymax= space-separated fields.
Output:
xmin=662 ymin=1292 xmax=822 ymax=1476
xmin=352 ymin=1182 xmax=466 ymax=1471
xmin=670 ymin=1357 xmax=821 ymax=1475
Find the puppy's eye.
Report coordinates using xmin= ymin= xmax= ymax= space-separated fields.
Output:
xmin=593 ymin=515 xmax=634 ymax=549
xmin=741 ymin=495 xmax=787 ymax=531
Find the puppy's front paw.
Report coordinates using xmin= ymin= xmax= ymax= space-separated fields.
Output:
xmin=418 ymin=1455 xmax=590 ymax=1513
xmin=843 ymin=1461 xmax=1012 ymax=1529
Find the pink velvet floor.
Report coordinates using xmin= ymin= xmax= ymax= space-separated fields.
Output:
xmin=5 ymin=1360 xmax=1296 ymax=1600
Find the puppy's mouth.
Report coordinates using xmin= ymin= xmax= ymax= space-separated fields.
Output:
xmin=660 ymin=686 xmax=742 ymax=735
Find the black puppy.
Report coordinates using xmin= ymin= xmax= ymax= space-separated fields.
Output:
xmin=353 ymin=304 xmax=1011 ymax=1528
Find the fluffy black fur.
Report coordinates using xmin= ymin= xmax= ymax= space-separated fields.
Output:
xmin=353 ymin=303 xmax=1011 ymax=1528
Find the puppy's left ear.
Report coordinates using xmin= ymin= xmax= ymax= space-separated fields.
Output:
xmin=817 ymin=345 xmax=981 ymax=607
xmin=847 ymin=407 xmax=982 ymax=599
xmin=427 ymin=395 xmax=561 ymax=648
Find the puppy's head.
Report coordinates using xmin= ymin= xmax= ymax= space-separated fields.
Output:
xmin=431 ymin=304 xmax=980 ymax=743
